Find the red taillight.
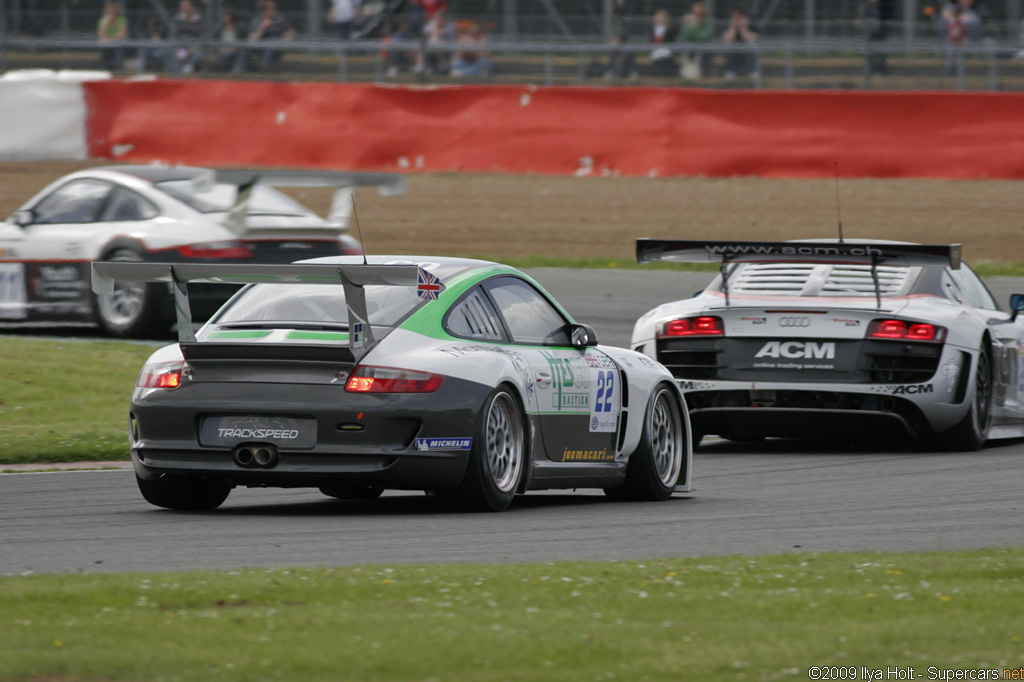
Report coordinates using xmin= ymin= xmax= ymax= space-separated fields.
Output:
xmin=177 ymin=241 xmax=253 ymax=259
xmin=867 ymin=319 xmax=944 ymax=342
xmin=345 ymin=366 xmax=445 ymax=393
xmin=137 ymin=360 xmax=187 ymax=388
xmin=658 ymin=316 xmax=724 ymax=337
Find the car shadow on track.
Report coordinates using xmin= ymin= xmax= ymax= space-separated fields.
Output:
xmin=695 ymin=435 xmax=1024 ymax=456
xmin=195 ymin=491 xmax=694 ymax=517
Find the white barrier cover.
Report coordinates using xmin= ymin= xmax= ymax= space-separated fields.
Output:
xmin=0 ymin=72 xmax=94 ymax=160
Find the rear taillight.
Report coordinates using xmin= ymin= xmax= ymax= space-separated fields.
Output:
xmin=345 ymin=365 xmax=445 ymax=393
xmin=867 ymin=319 xmax=945 ymax=342
xmin=177 ymin=241 xmax=253 ymax=259
xmin=658 ymin=316 xmax=724 ymax=338
xmin=137 ymin=360 xmax=190 ymax=388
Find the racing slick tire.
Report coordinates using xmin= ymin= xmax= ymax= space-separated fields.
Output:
xmin=136 ymin=474 xmax=231 ymax=511
xmin=605 ymin=384 xmax=684 ymax=502
xmin=940 ymin=348 xmax=993 ymax=452
xmin=92 ymin=248 xmax=166 ymax=339
xmin=319 ymin=486 xmax=385 ymax=500
xmin=437 ymin=386 xmax=526 ymax=512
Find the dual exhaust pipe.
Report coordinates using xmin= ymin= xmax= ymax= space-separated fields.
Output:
xmin=232 ymin=444 xmax=280 ymax=469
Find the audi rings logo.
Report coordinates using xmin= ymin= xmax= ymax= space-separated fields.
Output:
xmin=778 ymin=316 xmax=811 ymax=328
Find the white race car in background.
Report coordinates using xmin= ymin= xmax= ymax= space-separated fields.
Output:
xmin=0 ymin=165 xmax=404 ymax=337
xmin=631 ymin=239 xmax=1024 ymax=451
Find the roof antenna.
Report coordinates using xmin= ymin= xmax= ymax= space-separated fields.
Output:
xmin=350 ymin=192 xmax=368 ymax=266
xmin=834 ymin=161 xmax=845 ymax=244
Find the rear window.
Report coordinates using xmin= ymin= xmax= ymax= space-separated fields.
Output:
xmin=213 ymin=284 xmax=424 ymax=328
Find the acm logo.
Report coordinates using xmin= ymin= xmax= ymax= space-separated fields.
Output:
xmin=755 ymin=341 xmax=836 ymax=359
xmin=893 ymin=384 xmax=934 ymax=395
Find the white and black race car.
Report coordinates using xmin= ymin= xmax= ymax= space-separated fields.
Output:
xmin=0 ymin=165 xmax=403 ymax=337
xmin=92 ymin=256 xmax=692 ymax=512
xmin=630 ymin=239 xmax=1024 ymax=451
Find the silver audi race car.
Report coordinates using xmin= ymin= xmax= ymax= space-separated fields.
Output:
xmin=0 ymin=165 xmax=403 ymax=337
xmin=630 ymin=239 xmax=1024 ymax=451
xmin=92 ymin=256 xmax=692 ymax=512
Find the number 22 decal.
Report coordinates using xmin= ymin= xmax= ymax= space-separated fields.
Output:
xmin=594 ymin=370 xmax=614 ymax=413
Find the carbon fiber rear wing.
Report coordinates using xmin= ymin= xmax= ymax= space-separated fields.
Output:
xmin=636 ymin=239 xmax=961 ymax=308
xmin=195 ymin=169 xmax=406 ymax=236
xmin=91 ymin=262 xmax=431 ymax=358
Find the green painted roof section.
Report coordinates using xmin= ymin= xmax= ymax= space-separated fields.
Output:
xmin=285 ymin=331 xmax=350 ymax=341
xmin=207 ymin=330 xmax=273 ymax=339
xmin=398 ymin=263 xmax=577 ymax=341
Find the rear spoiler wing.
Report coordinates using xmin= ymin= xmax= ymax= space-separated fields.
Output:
xmin=636 ymin=239 xmax=961 ymax=269
xmin=636 ymin=239 xmax=961 ymax=308
xmin=91 ymin=261 xmax=433 ymax=359
xmin=195 ymin=170 xmax=406 ymax=236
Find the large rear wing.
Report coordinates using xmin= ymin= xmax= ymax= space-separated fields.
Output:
xmin=636 ymin=239 xmax=961 ymax=308
xmin=636 ymin=239 xmax=961 ymax=269
xmin=91 ymin=261 xmax=433 ymax=358
xmin=196 ymin=169 xmax=406 ymax=236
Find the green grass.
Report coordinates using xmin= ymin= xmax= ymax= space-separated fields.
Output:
xmin=1 ymin=549 xmax=1022 ymax=681
xmin=0 ymin=337 xmax=157 ymax=464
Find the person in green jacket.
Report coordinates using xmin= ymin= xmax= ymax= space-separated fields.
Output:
xmin=679 ymin=2 xmax=715 ymax=79
xmin=97 ymin=1 xmax=128 ymax=71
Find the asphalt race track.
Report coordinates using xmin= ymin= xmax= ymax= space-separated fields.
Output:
xmin=3 ymin=269 xmax=1024 ymax=575
xmin=4 ymin=442 xmax=1024 ymax=575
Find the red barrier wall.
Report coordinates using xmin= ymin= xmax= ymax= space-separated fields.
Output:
xmin=83 ymin=80 xmax=1024 ymax=179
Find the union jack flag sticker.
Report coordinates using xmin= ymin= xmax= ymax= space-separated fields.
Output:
xmin=417 ymin=268 xmax=442 ymax=300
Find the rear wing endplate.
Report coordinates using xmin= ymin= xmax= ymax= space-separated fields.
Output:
xmin=91 ymin=262 xmax=433 ymax=359
xmin=195 ymin=170 xmax=406 ymax=236
xmin=636 ymin=239 xmax=961 ymax=308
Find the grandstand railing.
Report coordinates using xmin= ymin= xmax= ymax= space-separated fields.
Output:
xmin=3 ymin=34 xmax=1024 ymax=92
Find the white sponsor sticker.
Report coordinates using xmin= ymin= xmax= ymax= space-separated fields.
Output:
xmin=0 ymin=262 xmax=27 ymax=319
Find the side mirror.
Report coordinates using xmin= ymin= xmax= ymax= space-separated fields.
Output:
xmin=569 ymin=323 xmax=599 ymax=349
xmin=1010 ymin=293 xmax=1024 ymax=321
xmin=11 ymin=209 xmax=34 ymax=227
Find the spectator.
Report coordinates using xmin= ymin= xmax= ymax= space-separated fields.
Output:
xmin=927 ymin=0 xmax=980 ymax=45
xmin=949 ymin=0 xmax=981 ymax=42
xmin=97 ymin=1 xmax=128 ymax=72
xmin=414 ymin=0 xmax=447 ymax=22
xmin=237 ymin=0 xmax=295 ymax=71
xmin=416 ymin=8 xmax=455 ymax=74
xmin=138 ymin=14 xmax=179 ymax=73
xmin=604 ymin=32 xmax=637 ymax=80
xmin=172 ymin=0 xmax=204 ymax=73
xmin=330 ymin=0 xmax=361 ymax=40
xmin=679 ymin=2 xmax=714 ymax=79
xmin=450 ymin=21 xmax=493 ymax=77
xmin=215 ymin=6 xmax=242 ymax=71
xmin=862 ymin=0 xmax=889 ymax=75
xmin=942 ymin=5 xmax=968 ymax=74
xmin=383 ymin=16 xmax=414 ymax=77
xmin=649 ymin=10 xmax=678 ymax=76
xmin=605 ymin=0 xmax=638 ymax=80
xmin=722 ymin=5 xmax=759 ymax=79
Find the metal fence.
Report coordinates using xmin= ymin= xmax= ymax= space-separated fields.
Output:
xmin=5 ymin=1 xmax=1024 ymax=41
xmin=4 ymin=1 xmax=1024 ymax=90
